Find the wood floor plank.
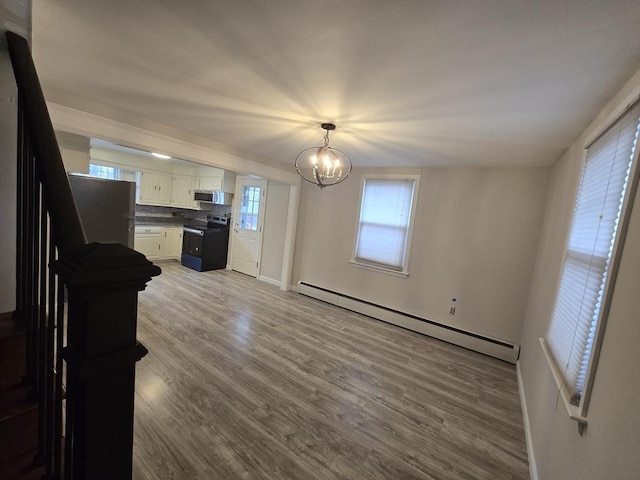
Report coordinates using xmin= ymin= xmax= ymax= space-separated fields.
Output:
xmin=132 ymin=262 xmax=529 ymax=480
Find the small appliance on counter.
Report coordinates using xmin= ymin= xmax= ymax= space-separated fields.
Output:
xmin=181 ymin=216 xmax=231 ymax=272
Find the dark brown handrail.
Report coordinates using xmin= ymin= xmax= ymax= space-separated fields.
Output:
xmin=6 ymin=31 xmax=87 ymax=256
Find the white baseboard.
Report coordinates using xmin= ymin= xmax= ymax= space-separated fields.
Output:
xmin=517 ymin=361 xmax=538 ymax=480
xmin=297 ymin=281 xmax=520 ymax=363
xmin=258 ymin=275 xmax=281 ymax=288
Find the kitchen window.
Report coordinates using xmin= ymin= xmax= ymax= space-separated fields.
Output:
xmin=351 ymin=175 xmax=420 ymax=276
xmin=89 ymin=163 xmax=120 ymax=180
xmin=542 ymin=99 xmax=640 ymax=434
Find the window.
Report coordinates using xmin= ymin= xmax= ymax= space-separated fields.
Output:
xmin=544 ymin=100 xmax=640 ymax=428
xmin=239 ymin=185 xmax=262 ymax=230
xmin=352 ymin=176 xmax=420 ymax=275
xmin=89 ymin=163 xmax=120 ymax=180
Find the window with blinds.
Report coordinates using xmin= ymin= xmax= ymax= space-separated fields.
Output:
xmin=352 ymin=176 xmax=419 ymax=274
xmin=546 ymin=99 xmax=640 ymax=409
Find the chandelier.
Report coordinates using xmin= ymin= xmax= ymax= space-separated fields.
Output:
xmin=295 ymin=123 xmax=352 ymax=188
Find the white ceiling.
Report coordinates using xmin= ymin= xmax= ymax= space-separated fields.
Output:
xmin=32 ymin=0 xmax=640 ymax=170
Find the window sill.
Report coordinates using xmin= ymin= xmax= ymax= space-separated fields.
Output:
xmin=348 ymin=260 xmax=409 ymax=278
xmin=539 ymin=338 xmax=588 ymax=435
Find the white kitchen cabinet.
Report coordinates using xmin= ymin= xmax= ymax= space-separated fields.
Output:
xmin=222 ymin=170 xmax=236 ymax=194
xmin=135 ymin=226 xmax=182 ymax=261
xmin=198 ymin=176 xmax=223 ymax=191
xmin=134 ymin=226 xmax=162 ymax=260
xmin=156 ymin=174 xmax=172 ymax=204
xmin=199 ymin=171 xmax=235 ymax=194
xmin=137 ymin=171 xmax=172 ymax=206
xmin=165 ymin=227 xmax=183 ymax=259
xmin=139 ymin=172 xmax=201 ymax=209
xmin=171 ymin=175 xmax=195 ymax=208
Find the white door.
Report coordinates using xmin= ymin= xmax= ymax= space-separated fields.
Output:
xmin=231 ymin=177 xmax=266 ymax=277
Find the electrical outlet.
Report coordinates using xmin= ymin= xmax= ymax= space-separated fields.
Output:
xmin=450 ymin=307 xmax=456 ymax=315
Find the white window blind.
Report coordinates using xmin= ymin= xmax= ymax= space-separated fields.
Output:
xmin=546 ymin=100 xmax=640 ymax=405
xmin=355 ymin=178 xmax=416 ymax=271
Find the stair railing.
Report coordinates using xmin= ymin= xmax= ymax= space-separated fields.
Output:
xmin=6 ymin=31 xmax=161 ymax=480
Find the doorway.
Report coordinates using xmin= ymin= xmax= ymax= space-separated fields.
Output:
xmin=230 ymin=177 xmax=266 ymax=277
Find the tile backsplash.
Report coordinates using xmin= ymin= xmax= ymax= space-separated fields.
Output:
xmin=136 ymin=204 xmax=232 ymax=225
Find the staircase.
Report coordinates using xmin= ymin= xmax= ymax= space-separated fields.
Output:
xmin=1 ymin=31 xmax=161 ymax=479
xmin=0 ymin=316 xmax=43 ymax=480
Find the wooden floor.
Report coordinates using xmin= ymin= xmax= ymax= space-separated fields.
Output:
xmin=132 ymin=262 xmax=529 ymax=480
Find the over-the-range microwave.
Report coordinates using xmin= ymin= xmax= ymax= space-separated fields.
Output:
xmin=193 ymin=190 xmax=233 ymax=205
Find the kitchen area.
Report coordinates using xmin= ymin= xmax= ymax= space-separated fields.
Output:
xmin=57 ymin=131 xmax=259 ymax=275
xmin=54 ymin=127 xmax=296 ymax=289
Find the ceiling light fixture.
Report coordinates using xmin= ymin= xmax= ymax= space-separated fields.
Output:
xmin=151 ymin=152 xmax=171 ymax=159
xmin=295 ymin=123 xmax=352 ymax=188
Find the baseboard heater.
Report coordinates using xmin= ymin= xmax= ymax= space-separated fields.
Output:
xmin=297 ymin=282 xmax=520 ymax=364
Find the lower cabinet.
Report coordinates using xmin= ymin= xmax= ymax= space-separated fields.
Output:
xmin=134 ymin=226 xmax=182 ymax=261
xmin=165 ymin=227 xmax=183 ymax=259
xmin=134 ymin=227 xmax=162 ymax=260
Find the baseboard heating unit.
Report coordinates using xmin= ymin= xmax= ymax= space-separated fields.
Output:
xmin=297 ymin=282 xmax=520 ymax=364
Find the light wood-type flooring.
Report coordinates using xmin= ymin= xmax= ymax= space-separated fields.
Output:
xmin=132 ymin=262 xmax=529 ymax=480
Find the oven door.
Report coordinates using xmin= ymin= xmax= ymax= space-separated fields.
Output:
xmin=182 ymin=228 xmax=204 ymax=257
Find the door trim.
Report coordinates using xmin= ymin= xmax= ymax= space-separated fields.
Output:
xmin=230 ymin=176 xmax=267 ymax=277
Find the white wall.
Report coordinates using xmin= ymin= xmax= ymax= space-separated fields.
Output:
xmin=1 ymin=0 xmax=31 ymax=314
xmin=56 ymin=130 xmax=89 ymax=173
xmin=518 ymin=69 xmax=640 ymax=480
xmin=260 ymin=181 xmax=290 ymax=284
xmin=293 ymin=166 xmax=549 ymax=344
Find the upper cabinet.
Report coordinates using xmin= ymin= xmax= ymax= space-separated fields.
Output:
xmin=136 ymin=171 xmax=172 ymax=206
xmin=171 ymin=175 xmax=199 ymax=209
xmin=138 ymin=171 xmax=202 ymax=209
xmin=198 ymin=176 xmax=223 ymax=191
xmin=197 ymin=170 xmax=236 ymax=194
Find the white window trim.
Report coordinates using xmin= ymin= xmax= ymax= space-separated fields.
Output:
xmin=350 ymin=174 xmax=421 ymax=277
xmin=539 ymin=338 xmax=588 ymax=428
xmin=541 ymin=97 xmax=640 ymax=435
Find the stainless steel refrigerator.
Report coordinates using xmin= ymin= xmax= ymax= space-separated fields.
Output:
xmin=68 ymin=174 xmax=135 ymax=248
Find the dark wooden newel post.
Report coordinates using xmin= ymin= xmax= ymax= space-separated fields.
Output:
xmin=55 ymin=243 xmax=161 ymax=480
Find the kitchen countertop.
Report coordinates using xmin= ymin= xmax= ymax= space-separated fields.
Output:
xmin=135 ymin=216 xmax=182 ymax=224
xmin=135 ymin=221 xmax=208 ymax=228
xmin=135 ymin=216 xmax=203 ymax=226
